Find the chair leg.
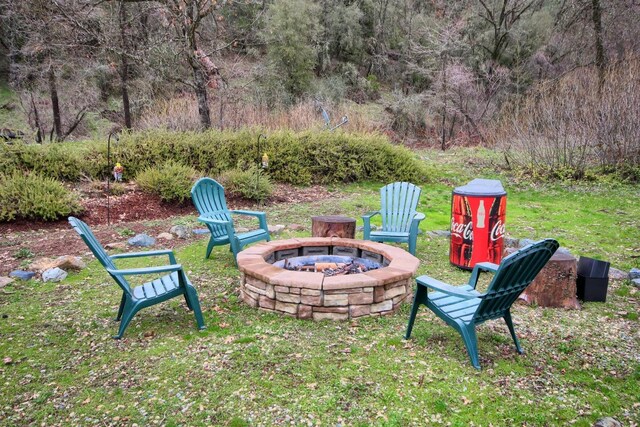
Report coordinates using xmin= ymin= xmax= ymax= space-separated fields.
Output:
xmin=115 ymin=292 xmax=126 ymax=321
xmin=185 ymin=286 xmax=206 ymax=330
xmin=205 ymin=238 xmax=215 ymax=259
xmin=504 ymin=310 xmax=523 ymax=354
xmin=230 ymin=238 xmax=241 ymax=265
xmin=404 ymin=285 xmax=427 ymax=339
xmin=408 ymin=235 xmax=417 ymax=256
xmin=184 ymin=293 xmax=193 ymax=310
xmin=114 ymin=301 xmax=139 ymax=339
xmin=460 ymin=325 xmax=481 ymax=370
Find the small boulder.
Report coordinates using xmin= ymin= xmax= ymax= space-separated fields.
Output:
xmin=629 ymin=268 xmax=640 ymax=280
xmin=193 ymin=228 xmax=210 ymax=235
xmin=52 ymin=256 xmax=85 ymax=271
xmin=158 ymin=232 xmax=174 ymax=241
xmin=105 ymin=242 xmax=127 ymax=250
xmin=0 ymin=277 xmax=14 ymax=288
xmin=632 ymin=278 xmax=640 ymax=289
xmin=608 ymin=267 xmax=628 ymax=281
xmin=170 ymin=225 xmax=192 ymax=239
xmin=29 ymin=258 xmax=56 ymax=272
xmin=288 ymin=224 xmax=305 ymax=231
xmin=519 ymin=239 xmax=536 ymax=248
xmin=9 ymin=270 xmax=35 ymax=281
xmin=268 ymin=224 xmax=285 ymax=235
xmin=128 ymin=234 xmax=156 ymax=247
xmin=504 ymin=237 xmax=519 ymax=248
xmin=42 ymin=267 xmax=68 ymax=283
xmin=593 ymin=417 xmax=622 ymax=427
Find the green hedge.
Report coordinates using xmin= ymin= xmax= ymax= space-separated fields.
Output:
xmin=0 ymin=172 xmax=84 ymax=221
xmin=0 ymin=130 xmax=428 ymax=185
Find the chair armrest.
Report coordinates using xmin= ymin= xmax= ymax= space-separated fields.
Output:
xmin=416 ymin=275 xmax=482 ymax=299
xmin=107 ymin=264 xmax=182 ymax=276
xmin=361 ymin=211 xmax=380 ymax=219
xmin=230 ymin=210 xmax=265 ymax=217
xmin=469 ymin=262 xmax=500 ymax=289
xmin=231 ymin=210 xmax=269 ymax=233
xmin=362 ymin=211 xmax=380 ymax=239
xmin=110 ymin=249 xmax=177 ymax=264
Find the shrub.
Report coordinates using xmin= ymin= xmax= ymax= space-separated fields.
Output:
xmin=2 ymin=129 xmax=428 ymax=186
xmin=135 ymin=160 xmax=199 ymax=203
xmin=0 ymin=172 xmax=84 ymax=222
xmin=219 ymin=165 xmax=273 ymax=202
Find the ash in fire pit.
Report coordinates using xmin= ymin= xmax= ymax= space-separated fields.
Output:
xmin=273 ymin=255 xmax=381 ymax=276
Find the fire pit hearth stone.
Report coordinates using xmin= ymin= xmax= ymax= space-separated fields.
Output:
xmin=237 ymin=238 xmax=420 ymax=320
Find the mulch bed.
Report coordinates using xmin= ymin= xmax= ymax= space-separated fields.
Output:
xmin=0 ymin=183 xmax=339 ymax=276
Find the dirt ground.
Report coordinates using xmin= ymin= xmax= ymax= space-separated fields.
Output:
xmin=0 ymin=183 xmax=336 ymax=276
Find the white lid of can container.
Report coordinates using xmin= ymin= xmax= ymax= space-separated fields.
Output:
xmin=453 ymin=178 xmax=506 ymax=196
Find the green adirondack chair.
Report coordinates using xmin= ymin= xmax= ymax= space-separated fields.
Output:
xmin=68 ymin=217 xmax=205 ymax=339
xmin=405 ymin=238 xmax=559 ymax=369
xmin=191 ymin=177 xmax=270 ymax=264
xmin=362 ymin=182 xmax=425 ymax=255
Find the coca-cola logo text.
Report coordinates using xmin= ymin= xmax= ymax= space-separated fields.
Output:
xmin=490 ymin=220 xmax=505 ymax=241
xmin=451 ymin=218 xmax=473 ymax=240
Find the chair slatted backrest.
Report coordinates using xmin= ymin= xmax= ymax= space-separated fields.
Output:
xmin=68 ymin=217 xmax=131 ymax=294
xmin=191 ymin=177 xmax=233 ymax=239
xmin=380 ymin=182 xmax=421 ymax=233
xmin=473 ymin=239 xmax=559 ymax=323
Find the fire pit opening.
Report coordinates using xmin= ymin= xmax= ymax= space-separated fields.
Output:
xmin=237 ymin=238 xmax=420 ymax=320
xmin=274 ymin=255 xmax=381 ymax=275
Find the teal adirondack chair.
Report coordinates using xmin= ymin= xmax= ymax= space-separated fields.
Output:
xmin=405 ymin=239 xmax=559 ymax=369
xmin=362 ymin=182 xmax=425 ymax=255
xmin=191 ymin=177 xmax=270 ymax=264
xmin=68 ymin=217 xmax=205 ymax=339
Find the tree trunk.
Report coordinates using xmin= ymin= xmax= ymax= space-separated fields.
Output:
xmin=119 ymin=1 xmax=132 ymax=129
xmin=591 ymin=0 xmax=606 ymax=93
xmin=192 ymin=61 xmax=212 ymax=129
xmin=48 ymin=66 xmax=62 ymax=142
xmin=311 ymin=215 xmax=356 ymax=239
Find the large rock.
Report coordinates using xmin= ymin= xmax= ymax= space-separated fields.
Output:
xmin=517 ymin=250 xmax=581 ymax=309
xmin=42 ymin=267 xmax=68 ymax=283
xmin=0 ymin=277 xmax=14 ymax=288
xmin=632 ymin=278 xmax=640 ymax=289
xmin=105 ymin=242 xmax=127 ymax=250
xmin=157 ymin=232 xmax=174 ymax=241
xmin=268 ymin=225 xmax=285 ymax=235
xmin=9 ymin=270 xmax=35 ymax=281
xmin=608 ymin=267 xmax=627 ymax=281
xmin=170 ymin=225 xmax=192 ymax=239
xmin=128 ymin=234 xmax=156 ymax=247
xmin=629 ymin=268 xmax=640 ymax=280
xmin=30 ymin=256 xmax=85 ymax=273
xmin=593 ymin=417 xmax=622 ymax=427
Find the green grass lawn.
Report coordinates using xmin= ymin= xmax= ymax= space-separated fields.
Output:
xmin=1 ymin=148 xmax=639 ymax=426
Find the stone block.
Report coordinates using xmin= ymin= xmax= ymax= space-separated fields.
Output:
xmin=276 ymin=292 xmax=301 ymax=304
xmin=348 ymin=292 xmax=373 ymax=305
xmin=300 ymin=294 xmax=322 ymax=306
xmin=242 ymin=291 xmax=258 ymax=308
xmin=312 ymin=311 xmax=349 ymax=321
xmin=298 ymin=304 xmax=313 ymax=320
xmin=300 ymin=289 xmax=321 ymax=296
xmin=275 ymin=301 xmax=298 ymax=315
xmin=274 ymin=285 xmax=290 ymax=293
xmin=384 ymin=285 xmax=406 ymax=300
xmin=371 ymin=300 xmax=393 ymax=313
xmin=349 ymin=305 xmax=371 ymax=318
xmin=245 ymin=283 xmax=267 ymax=296
xmin=245 ymin=276 xmax=267 ymax=290
xmin=324 ymin=293 xmax=348 ymax=306
xmin=374 ymin=286 xmax=385 ymax=303
xmin=259 ymin=296 xmax=275 ymax=310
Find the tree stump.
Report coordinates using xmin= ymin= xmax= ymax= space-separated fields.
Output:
xmin=311 ymin=216 xmax=356 ymax=239
xmin=515 ymin=250 xmax=581 ymax=309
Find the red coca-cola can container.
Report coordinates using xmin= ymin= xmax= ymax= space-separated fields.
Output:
xmin=450 ymin=179 xmax=507 ymax=270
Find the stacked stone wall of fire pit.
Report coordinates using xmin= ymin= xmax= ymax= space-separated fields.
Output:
xmin=237 ymin=238 xmax=420 ymax=320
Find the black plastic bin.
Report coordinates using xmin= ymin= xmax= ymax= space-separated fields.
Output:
xmin=576 ymin=256 xmax=610 ymax=302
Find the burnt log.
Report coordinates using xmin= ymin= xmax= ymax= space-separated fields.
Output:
xmin=311 ymin=216 xmax=356 ymax=239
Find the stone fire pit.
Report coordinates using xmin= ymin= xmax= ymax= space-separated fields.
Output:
xmin=237 ymin=238 xmax=420 ymax=320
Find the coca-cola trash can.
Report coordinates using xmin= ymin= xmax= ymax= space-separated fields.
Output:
xmin=450 ymin=179 xmax=507 ymax=270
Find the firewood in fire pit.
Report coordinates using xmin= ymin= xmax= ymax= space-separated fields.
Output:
xmin=315 ymin=262 xmax=338 ymax=272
